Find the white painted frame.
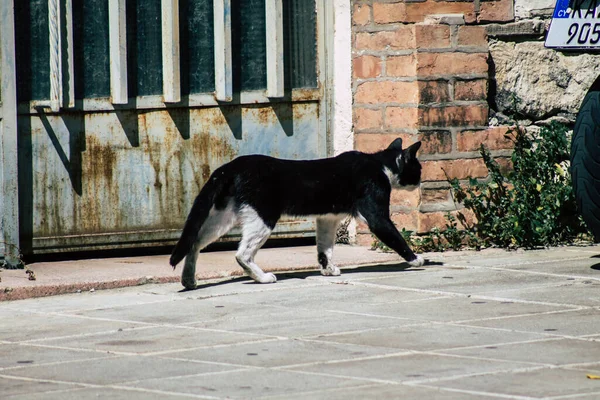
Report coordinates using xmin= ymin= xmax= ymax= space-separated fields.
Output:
xmin=213 ymin=0 xmax=233 ymax=101
xmin=64 ymin=0 xmax=75 ymax=108
xmin=108 ymin=0 xmax=128 ymax=104
xmin=1 ymin=0 xmax=21 ymax=266
xmin=161 ymin=0 xmax=181 ymax=103
xmin=48 ymin=0 xmax=62 ymax=111
xmin=265 ymin=0 xmax=284 ymax=98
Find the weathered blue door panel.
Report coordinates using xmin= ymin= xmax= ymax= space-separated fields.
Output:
xmin=20 ymin=102 xmax=324 ymax=253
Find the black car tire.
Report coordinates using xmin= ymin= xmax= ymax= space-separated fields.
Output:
xmin=571 ymin=87 xmax=600 ymax=241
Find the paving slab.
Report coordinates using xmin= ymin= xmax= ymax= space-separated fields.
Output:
xmin=422 ymin=364 xmax=600 ymax=399
xmin=1 ymin=244 xmax=600 ymax=399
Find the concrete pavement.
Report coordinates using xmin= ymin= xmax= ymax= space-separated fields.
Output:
xmin=1 ymin=244 xmax=600 ymax=399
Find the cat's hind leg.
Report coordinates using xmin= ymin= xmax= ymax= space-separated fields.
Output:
xmin=316 ymin=215 xmax=344 ymax=276
xmin=181 ymin=203 xmax=238 ymax=289
xmin=235 ymin=206 xmax=278 ymax=283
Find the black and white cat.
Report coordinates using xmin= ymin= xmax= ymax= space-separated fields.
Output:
xmin=170 ymin=138 xmax=424 ymax=289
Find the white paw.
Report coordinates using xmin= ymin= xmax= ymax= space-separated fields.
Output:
xmin=407 ymin=255 xmax=425 ymax=267
xmin=321 ymin=265 xmax=341 ymax=276
xmin=257 ymin=272 xmax=277 ymax=284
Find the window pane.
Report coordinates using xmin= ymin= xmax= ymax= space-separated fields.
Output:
xmin=232 ymin=0 xmax=267 ymax=91
xmin=73 ymin=0 xmax=110 ymax=99
xmin=15 ymin=0 xmax=50 ymax=101
xmin=284 ymin=0 xmax=317 ymax=89
xmin=180 ymin=0 xmax=215 ymax=95
xmin=127 ymin=0 xmax=163 ymax=97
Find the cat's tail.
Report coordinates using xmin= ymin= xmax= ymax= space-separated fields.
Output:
xmin=169 ymin=173 xmax=228 ymax=268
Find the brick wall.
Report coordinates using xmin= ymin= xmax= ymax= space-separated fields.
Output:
xmin=352 ymin=0 xmax=516 ymax=245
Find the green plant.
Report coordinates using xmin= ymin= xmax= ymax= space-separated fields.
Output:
xmin=372 ymin=122 xmax=588 ymax=254
xmin=448 ymin=122 xmax=587 ymax=249
xmin=372 ymin=213 xmax=482 ymax=254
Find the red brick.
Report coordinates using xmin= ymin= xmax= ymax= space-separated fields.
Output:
xmin=418 ymin=210 xmax=471 ymax=233
xmin=415 ymin=24 xmax=451 ymax=50
xmin=418 ymin=130 xmax=452 ymax=154
xmin=391 ymin=187 xmax=421 ymax=209
xmin=354 ymin=108 xmax=383 ymax=130
xmin=391 ymin=211 xmax=419 ymax=232
xmin=419 ymin=80 xmax=450 ymax=104
xmin=385 ymin=107 xmax=419 ymax=129
xmin=353 ymin=3 xmax=371 ymax=26
xmin=386 ymin=54 xmax=416 ymax=77
xmin=418 ymin=105 xmax=489 ymax=128
xmin=355 ymin=81 xmax=419 ymax=104
xmin=405 ymin=1 xmax=477 ymax=23
xmin=421 ymin=158 xmax=489 ymax=182
xmin=417 ymin=52 xmax=488 ymax=77
xmin=353 ymin=55 xmax=382 ymax=79
xmin=373 ymin=2 xmax=407 ymax=24
xmin=355 ymin=133 xmax=418 ymax=153
xmin=478 ymin=0 xmax=515 ymax=23
xmin=356 ymin=233 xmax=375 ymax=247
xmin=355 ymin=27 xmax=415 ymax=51
xmin=421 ymin=188 xmax=452 ymax=205
xmin=454 ymin=79 xmax=487 ymax=101
xmin=457 ymin=127 xmax=514 ymax=152
xmin=418 ymin=211 xmax=449 ymax=233
xmin=457 ymin=26 xmax=488 ymax=48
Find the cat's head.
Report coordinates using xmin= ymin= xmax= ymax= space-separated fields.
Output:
xmin=386 ymin=138 xmax=422 ymax=187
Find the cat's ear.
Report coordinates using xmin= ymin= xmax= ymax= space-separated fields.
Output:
xmin=387 ymin=138 xmax=403 ymax=151
xmin=404 ymin=141 xmax=422 ymax=160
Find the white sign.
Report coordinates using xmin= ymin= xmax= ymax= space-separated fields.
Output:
xmin=546 ymin=0 xmax=600 ymax=49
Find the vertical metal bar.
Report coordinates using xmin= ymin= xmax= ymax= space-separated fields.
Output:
xmin=213 ymin=0 xmax=232 ymax=101
xmin=1 ymin=0 xmax=22 ymax=268
xmin=48 ymin=0 xmax=62 ymax=111
xmin=265 ymin=0 xmax=284 ymax=97
xmin=162 ymin=0 xmax=181 ymax=103
xmin=64 ymin=0 xmax=75 ymax=108
xmin=109 ymin=0 xmax=128 ymax=104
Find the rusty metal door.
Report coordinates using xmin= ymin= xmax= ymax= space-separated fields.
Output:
xmin=11 ymin=0 xmax=328 ymax=255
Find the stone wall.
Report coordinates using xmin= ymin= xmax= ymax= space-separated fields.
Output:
xmin=351 ymin=0 xmax=600 ymax=245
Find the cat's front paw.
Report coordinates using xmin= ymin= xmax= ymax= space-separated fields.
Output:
xmin=321 ymin=265 xmax=341 ymax=276
xmin=407 ymin=255 xmax=424 ymax=267
xmin=256 ymin=272 xmax=277 ymax=284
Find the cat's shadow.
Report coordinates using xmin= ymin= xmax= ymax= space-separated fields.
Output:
xmin=180 ymin=259 xmax=443 ymax=292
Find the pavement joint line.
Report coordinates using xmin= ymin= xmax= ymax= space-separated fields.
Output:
xmin=115 ymin=367 xmax=253 ymax=389
xmin=430 ymin=336 xmax=567 ymax=353
xmin=300 ymin=320 xmax=436 ymax=340
xmin=143 ymin=337 xmax=286 ymax=356
xmin=186 ymin=282 xmax=332 ymax=301
xmin=0 ymin=353 xmax=119 ymax=372
xmin=419 ymin=349 xmax=553 ymax=368
xmin=406 ymin=382 xmax=539 ymax=400
xmin=273 ymin=349 xmax=417 ymax=370
xmin=272 ymin=366 xmax=401 ymax=385
xmin=474 ymin=267 xmax=600 ymax=283
xmin=548 ymin=390 xmax=600 ymax=399
xmin=442 ymin=320 xmax=593 ymax=341
xmin=403 ymin=363 xmax=552 ymax=385
xmin=16 ymin=324 xmax=159 ymax=344
xmin=256 ymin=383 xmax=387 ymax=400
xmin=0 ymin=372 xmax=104 ymax=389
xmin=107 ymin=385 xmax=223 ymax=399
xmin=451 ymin=306 xmax=588 ymax=325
